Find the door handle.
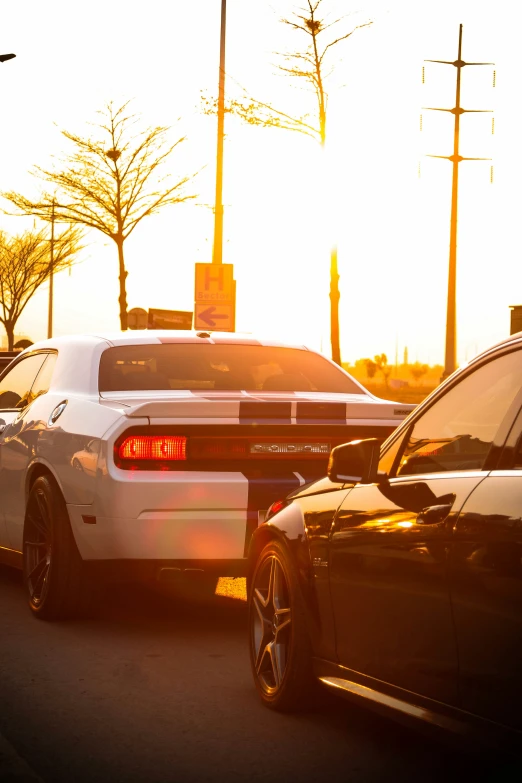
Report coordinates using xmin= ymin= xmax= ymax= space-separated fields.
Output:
xmin=417 ymin=503 xmax=453 ymax=525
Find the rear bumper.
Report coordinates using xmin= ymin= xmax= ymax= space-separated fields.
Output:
xmin=69 ymin=467 xmax=315 ymax=564
xmin=68 ymin=505 xmax=250 ymax=562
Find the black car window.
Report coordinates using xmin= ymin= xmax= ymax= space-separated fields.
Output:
xmin=0 ymin=354 xmax=48 ymax=410
xmin=391 ymin=350 xmax=522 ymax=477
xmin=378 ymin=432 xmax=405 ymax=477
xmin=30 ymin=353 xmax=58 ymax=402
xmin=99 ymin=344 xmax=365 ymax=394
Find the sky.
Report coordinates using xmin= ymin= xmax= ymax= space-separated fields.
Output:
xmin=1 ymin=0 xmax=521 ymax=366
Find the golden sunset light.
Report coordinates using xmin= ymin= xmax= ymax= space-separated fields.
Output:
xmin=1 ymin=0 xmax=520 ymax=365
xmin=2 ymin=4 xmax=522 ymax=776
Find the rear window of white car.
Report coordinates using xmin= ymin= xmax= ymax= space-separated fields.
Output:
xmin=98 ymin=344 xmax=364 ymax=394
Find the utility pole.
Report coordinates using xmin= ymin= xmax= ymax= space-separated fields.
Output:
xmin=423 ymin=24 xmax=493 ymax=380
xmin=330 ymin=247 xmax=341 ymax=365
xmin=194 ymin=1 xmax=235 ymax=333
xmin=212 ymin=0 xmax=226 ymax=266
xmin=47 ymin=200 xmax=55 ymax=339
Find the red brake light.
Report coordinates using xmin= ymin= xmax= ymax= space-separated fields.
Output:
xmin=265 ymin=499 xmax=287 ymax=522
xmin=118 ymin=436 xmax=187 ymax=462
xmin=191 ymin=439 xmax=247 ymax=459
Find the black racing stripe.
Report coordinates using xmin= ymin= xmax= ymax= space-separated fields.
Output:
xmin=243 ymin=471 xmax=300 ymax=557
xmin=296 ymin=402 xmax=347 ymax=421
xmin=239 ymin=401 xmax=292 ymax=422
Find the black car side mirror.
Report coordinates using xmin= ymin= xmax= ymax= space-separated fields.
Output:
xmin=327 ymin=438 xmax=381 ymax=485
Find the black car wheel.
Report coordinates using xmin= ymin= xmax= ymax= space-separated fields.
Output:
xmin=23 ymin=475 xmax=90 ymax=620
xmin=248 ymin=540 xmax=315 ymax=711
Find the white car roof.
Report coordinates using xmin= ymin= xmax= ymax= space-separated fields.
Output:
xmin=14 ymin=332 xmax=319 ymax=397
xmin=26 ymin=331 xmax=311 ymax=352
xmin=7 ymin=331 xmax=408 ymax=414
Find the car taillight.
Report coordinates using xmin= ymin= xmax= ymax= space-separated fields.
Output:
xmin=190 ymin=439 xmax=247 ymax=459
xmin=118 ymin=436 xmax=187 ymax=462
xmin=265 ymin=499 xmax=288 ymax=522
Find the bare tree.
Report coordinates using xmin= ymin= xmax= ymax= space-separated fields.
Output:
xmin=374 ymin=353 xmax=391 ymax=389
xmin=203 ymin=1 xmax=372 ymax=363
xmin=410 ymin=362 xmax=429 ymax=385
xmin=0 ymin=227 xmax=82 ymax=349
xmin=3 ymin=101 xmax=197 ymax=330
xmin=364 ymin=358 xmax=377 ymax=379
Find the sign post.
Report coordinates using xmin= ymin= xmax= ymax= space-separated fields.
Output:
xmin=194 ymin=263 xmax=235 ymax=331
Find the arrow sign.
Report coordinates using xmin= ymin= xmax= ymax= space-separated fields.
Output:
xmin=198 ymin=306 xmax=228 ymax=326
xmin=194 ymin=263 xmax=236 ymax=331
xmin=194 ymin=303 xmax=234 ymax=331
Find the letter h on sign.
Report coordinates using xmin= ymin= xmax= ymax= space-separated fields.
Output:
xmin=204 ymin=265 xmax=225 ymax=290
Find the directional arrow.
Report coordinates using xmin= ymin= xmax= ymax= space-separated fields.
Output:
xmin=198 ymin=306 xmax=229 ymax=327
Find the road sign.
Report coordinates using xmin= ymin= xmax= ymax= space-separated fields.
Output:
xmin=195 ymin=263 xmax=234 ymax=303
xmin=148 ymin=309 xmax=193 ymax=330
xmin=195 ymin=303 xmax=234 ymax=331
xmin=194 ymin=263 xmax=235 ymax=331
xmin=127 ymin=308 xmax=148 ymax=330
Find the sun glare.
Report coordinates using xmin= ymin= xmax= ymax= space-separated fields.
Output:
xmin=0 ymin=0 xmax=518 ymax=366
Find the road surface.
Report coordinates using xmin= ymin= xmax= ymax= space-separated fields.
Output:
xmin=0 ymin=566 xmax=513 ymax=782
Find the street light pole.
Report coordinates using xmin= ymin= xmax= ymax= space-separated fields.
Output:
xmin=212 ymin=0 xmax=226 ymax=266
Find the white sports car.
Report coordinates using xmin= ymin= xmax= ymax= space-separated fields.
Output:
xmin=0 ymin=331 xmax=414 ymax=618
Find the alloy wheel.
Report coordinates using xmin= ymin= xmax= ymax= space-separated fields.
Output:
xmin=24 ymin=487 xmax=53 ymax=607
xmin=251 ymin=554 xmax=292 ymax=694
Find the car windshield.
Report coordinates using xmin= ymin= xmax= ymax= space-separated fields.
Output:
xmin=98 ymin=343 xmax=364 ymax=394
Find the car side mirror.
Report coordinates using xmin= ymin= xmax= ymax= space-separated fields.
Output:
xmin=327 ymin=438 xmax=381 ymax=485
xmin=0 ymin=418 xmax=6 ymax=435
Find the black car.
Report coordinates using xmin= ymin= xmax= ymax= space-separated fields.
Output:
xmin=247 ymin=333 xmax=522 ymax=751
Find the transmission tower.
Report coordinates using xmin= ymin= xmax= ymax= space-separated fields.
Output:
xmin=422 ymin=24 xmax=494 ymax=379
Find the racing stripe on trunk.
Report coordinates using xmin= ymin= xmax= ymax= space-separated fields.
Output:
xmin=296 ymin=401 xmax=347 ymax=422
xmin=243 ymin=471 xmax=302 ymax=556
xmin=239 ymin=401 xmax=292 ymax=423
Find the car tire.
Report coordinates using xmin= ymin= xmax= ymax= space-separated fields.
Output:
xmin=23 ymin=475 xmax=91 ymax=620
xmin=248 ymin=539 xmax=316 ymax=711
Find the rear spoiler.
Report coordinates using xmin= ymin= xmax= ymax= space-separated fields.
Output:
xmin=124 ymin=399 xmax=416 ymax=421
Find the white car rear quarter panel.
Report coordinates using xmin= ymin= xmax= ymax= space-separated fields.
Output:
xmin=36 ymin=393 xmax=124 ymax=504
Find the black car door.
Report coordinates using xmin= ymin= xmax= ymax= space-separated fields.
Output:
xmin=449 ymin=402 xmax=522 ymax=730
xmin=329 ymin=347 xmax=522 ymax=706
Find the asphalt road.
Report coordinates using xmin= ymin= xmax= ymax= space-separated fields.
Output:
xmin=0 ymin=566 xmax=516 ymax=783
